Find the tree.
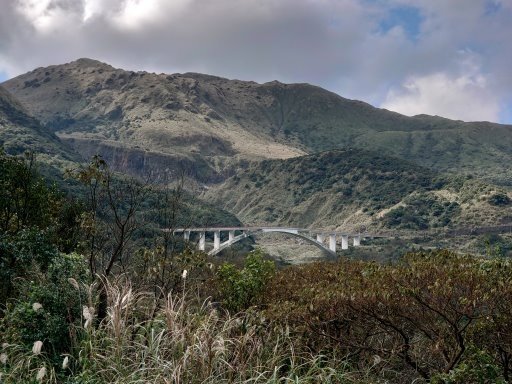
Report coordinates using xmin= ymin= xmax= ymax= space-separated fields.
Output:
xmin=0 ymin=151 xmax=82 ymax=304
xmin=68 ymin=155 xmax=151 ymax=319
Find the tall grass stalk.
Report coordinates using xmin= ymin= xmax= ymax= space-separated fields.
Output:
xmin=68 ymin=278 xmax=357 ymax=383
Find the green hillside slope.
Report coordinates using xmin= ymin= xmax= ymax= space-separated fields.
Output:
xmin=0 ymin=84 xmax=240 ymax=230
xmin=0 ymin=85 xmax=75 ymax=160
xmin=206 ymin=149 xmax=511 ymax=231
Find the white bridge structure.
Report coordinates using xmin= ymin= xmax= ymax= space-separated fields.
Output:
xmin=173 ymin=227 xmax=382 ymax=257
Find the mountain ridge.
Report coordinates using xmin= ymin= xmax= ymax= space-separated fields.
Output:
xmin=2 ymin=58 xmax=512 ymax=186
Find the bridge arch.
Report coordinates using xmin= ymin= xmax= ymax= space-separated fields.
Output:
xmin=172 ymin=226 xmax=373 ymax=258
xmin=208 ymin=228 xmax=337 ymax=259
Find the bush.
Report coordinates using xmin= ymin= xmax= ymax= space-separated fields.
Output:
xmin=0 ymin=253 xmax=88 ymax=368
xmin=0 ymin=228 xmax=59 ymax=304
xmin=431 ymin=346 xmax=505 ymax=384
xmin=489 ymin=193 xmax=510 ymax=206
xmin=263 ymin=250 xmax=512 ymax=382
xmin=0 ymin=152 xmax=83 ymax=304
xmin=216 ymin=249 xmax=275 ymax=312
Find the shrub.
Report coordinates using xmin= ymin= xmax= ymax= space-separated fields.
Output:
xmin=431 ymin=346 xmax=505 ymax=384
xmin=0 ymin=253 xmax=88 ymax=369
xmin=216 ymin=249 xmax=275 ymax=312
xmin=488 ymin=193 xmax=510 ymax=206
xmin=263 ymin=250 xmax=512 ymax=382
xmin=0 ymin=228 xmax=59 ymax=304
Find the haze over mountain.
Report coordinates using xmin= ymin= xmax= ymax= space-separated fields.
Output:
xmin=3 ymin=58 xmax=512 ymax=186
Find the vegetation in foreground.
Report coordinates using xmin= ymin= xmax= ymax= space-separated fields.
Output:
xmin=2 ymin=152 xmax=512 ymax=383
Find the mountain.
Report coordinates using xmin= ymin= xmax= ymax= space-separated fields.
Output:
xmin=3 ymin=58 xmax=512 ymax=185
xmin=205 ymin=149 xmax=511 ymax=231
xmin=1 ymin=58 xmax=303 ymax=183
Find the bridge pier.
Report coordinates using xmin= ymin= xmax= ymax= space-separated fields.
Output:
xmin=341 ymin=235 xmax=348 ymax=250
xmin=229 ymin=230 xmax=235 ymax=242
xmin=316 ymin=233 xmax=325 ymax=243
xmin=184 ymin=230 xmax=190 ymax=241
xmin=214 ymin=230 xmax=221 ymax=250
xmin=353 ymin=235 xmax=361 ymax=246
xmin=329 ymin=234 xmax=336 ymax=252
xmin=199 ymin=231 xmax=206 ymax=251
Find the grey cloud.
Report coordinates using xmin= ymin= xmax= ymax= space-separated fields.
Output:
xmin=0 ymin=0 xmax=511 ymax=122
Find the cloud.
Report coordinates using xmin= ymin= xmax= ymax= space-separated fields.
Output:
xmin=0 ymin=0 xmax=511 ymax=123
xmin=381 ymin=49 xmax=503 ymax=122
xmin=381 ymin=71 xmax=500 ymax=122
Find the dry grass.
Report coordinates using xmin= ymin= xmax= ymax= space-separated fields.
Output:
xmin=72 ymin=278 xmax=363 ymax=383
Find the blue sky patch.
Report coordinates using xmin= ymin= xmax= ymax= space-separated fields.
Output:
xmin=485 ymin=0 xmax=502 ymax=16
xmin=378 ymin=5 xmax=424 ymax=41
xmin=499 ymin=101 xmax=512 ymax=125
xmin=0 ymin=72 xmax=7 ymax=83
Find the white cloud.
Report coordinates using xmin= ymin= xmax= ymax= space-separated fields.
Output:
xmin=15 ymin=0 xmax=83 ymax=33
xmin=382 ymin=71 xmax=500 ymax=122
xmin=111 ymin=0 xmax=190 ymax=30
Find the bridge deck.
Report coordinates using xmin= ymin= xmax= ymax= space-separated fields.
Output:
xmin=169 ymin=227 xmax=389 ymax=238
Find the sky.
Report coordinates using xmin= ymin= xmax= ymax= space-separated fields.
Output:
xmin=0 ymin=0 xmax=511 ymax=124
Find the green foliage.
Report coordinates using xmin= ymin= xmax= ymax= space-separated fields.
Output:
xmin=1 ymin=254 xmax=87 ymax=343
xmin=282 ymin=150 xmax=437 ymax=208
xmin=0 ymin=228 xmax=59 ymax=303
xmin=1 ymin=253 xmax=87 ymax=375
xmin=383 ymin=194 xmax=461 ymax=229
xmin=217 ymin=249 xmax=275 ymax=312
xmin=0 ymin=152 xmax=60 ymax=234
xmin=431 ymin=347 xmax=505 ymax=384
xmin=0 ymin=152 xmax=83 ymax=304
xmin=481 ymin=234 xmax=512 ymax=258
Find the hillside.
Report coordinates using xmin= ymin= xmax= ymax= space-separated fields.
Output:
xmin=0 ymin=85 xmax=77 ymax=161
xmin=3 ymin=59 xmax=512 ymax=185
xmin=206 ymin=149 xmax=511 ymax=231
xmin=0 ymin=84 xmax=240 ymax=230
xmin=1 ymin=59 xmax=304 ymax=182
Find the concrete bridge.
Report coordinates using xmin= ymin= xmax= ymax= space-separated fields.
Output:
xmin=172 ymin=227 xmax=384 ymax=257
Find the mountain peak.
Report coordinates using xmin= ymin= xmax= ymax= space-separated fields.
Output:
xmin=69 ymin=58 xmax=114 ymax=69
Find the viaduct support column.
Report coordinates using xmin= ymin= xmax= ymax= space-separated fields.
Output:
xmin=341 ymin=235 xmax=349 ymax=250
xmin=184 ymin=231 xmax=190 ymax=241
xmin=329 ymin=234 xmax=336 ymax=253
xmin=353 ymin=235 xmax=361 ymax=247
xmin=214 ymin=230 xmax=221 ymax=250
xmin=316 ymin=233 xmax=325 ymax=244
xmin=199 ymin=232 xmax=206 ymax=251
xmin=229 ymin=230 xmax=235 ymax=242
